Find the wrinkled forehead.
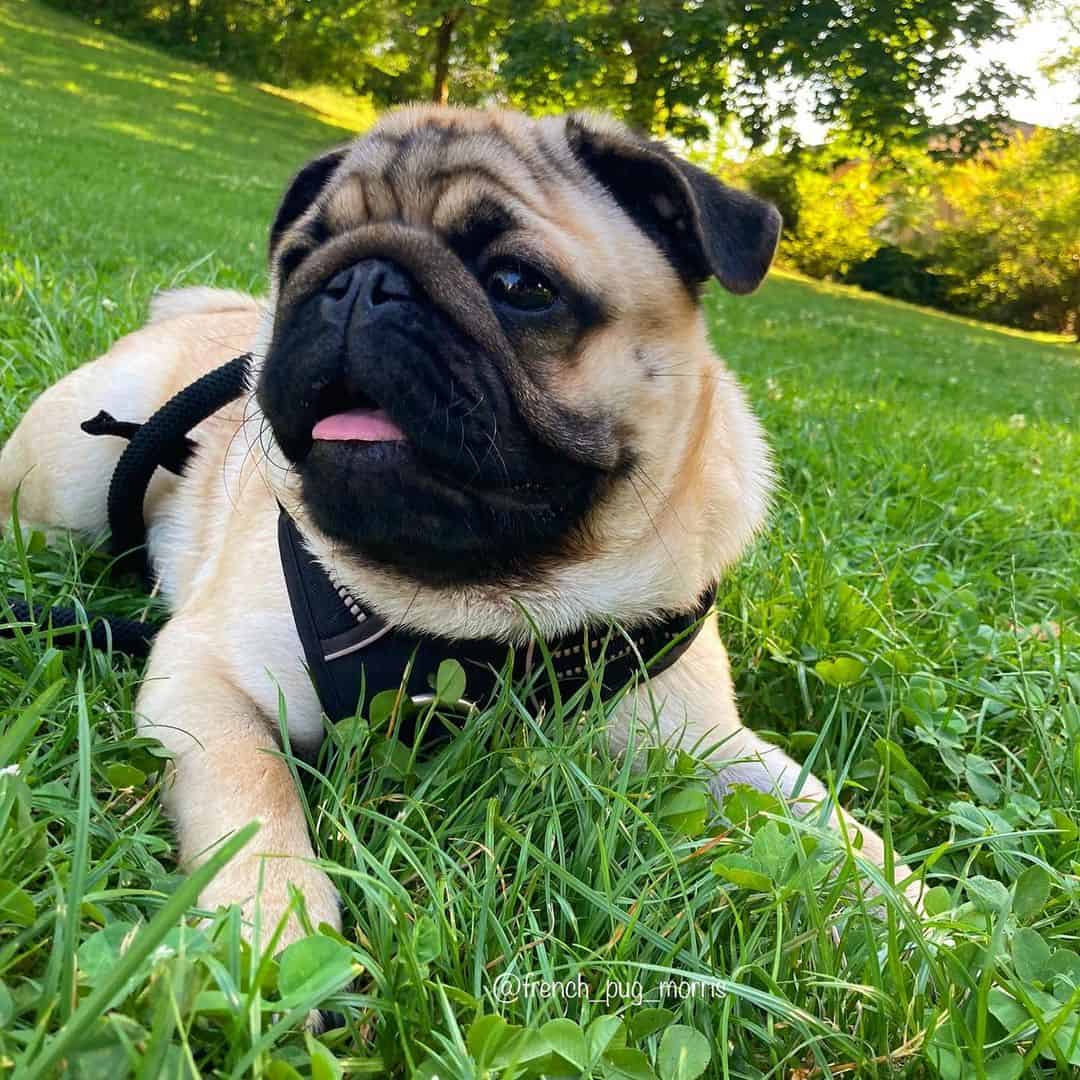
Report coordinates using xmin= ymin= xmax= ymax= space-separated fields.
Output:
xmin=327 ymin=111 xmax=569 ymax=224
xmin=315 ymin=110 xmax=646 ymax=284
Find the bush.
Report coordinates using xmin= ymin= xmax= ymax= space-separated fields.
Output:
xmin=932 ymin=130 xmax=1080 ymax=338
xmin=780 ymin=162 xmax=886 ymax=280
xmin=845 ymin=245 xmax=947 ymax=308
xmin=742 ymin=154 xmax=801 ymax=233
xmin=735 ymin=135 xmax=1080 ymax=339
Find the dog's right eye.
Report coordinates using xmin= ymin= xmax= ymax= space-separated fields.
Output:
xmin=485 ymin=264 xmax=558 ymax=312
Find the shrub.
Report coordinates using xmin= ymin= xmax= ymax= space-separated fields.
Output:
xmin=780 ymin=162 xmax=886 ymax=280
xmin=742 ymin=153 xmax=801 ymax=233
xmin=933 ymin=130 xmax=1080 ymax=338
xmin=846 ymin=245 xmax=947 ymax=308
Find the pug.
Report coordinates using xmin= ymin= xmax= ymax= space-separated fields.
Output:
xmin=0 ymin=106 xmax=923 ymax=947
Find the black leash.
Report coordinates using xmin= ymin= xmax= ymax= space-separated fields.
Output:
xmin=1 ymin=354 xmax=253 ymax=655
xmin=97 ymin=353 xmax=253 ymax=577
xmin=2 ymin=599 xmax=157 ymax=658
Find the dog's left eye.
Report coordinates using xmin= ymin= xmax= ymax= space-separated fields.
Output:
xmin=485 ymin=264 xmax=557 ymax=312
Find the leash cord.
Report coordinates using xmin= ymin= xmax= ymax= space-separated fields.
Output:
xmin=104 ymin=353 xmax=253 ymax=576
xmin=2 ymin=599 xmax=157 ymax=658
xmin=1 ymin=353 xmax=253 ymax=659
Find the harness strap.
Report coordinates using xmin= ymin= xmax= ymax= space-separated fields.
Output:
xmin=278 ymin=507 xmax=714 ymax=734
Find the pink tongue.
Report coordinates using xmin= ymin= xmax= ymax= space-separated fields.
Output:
xmin=312 ymin=408 xmax=405 ymax=442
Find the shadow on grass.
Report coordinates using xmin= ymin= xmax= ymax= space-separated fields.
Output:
xmin=2 ymin=0 xmax=370 ymax=169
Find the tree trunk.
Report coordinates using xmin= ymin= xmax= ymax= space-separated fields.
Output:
xmin=185 ymin=0 xmax=198 ymax=46
xmin=431 ymin=8 xmax=461 ymax=106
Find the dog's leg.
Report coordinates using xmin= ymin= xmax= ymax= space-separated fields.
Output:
xmin=137 ymin=614 xmax=340 ymax=946
xmin=0 ymin=346 xmax=173 ymax=533
xmin=616 ymin=619 xmax=924 ymax=910
xmin=706 ymin=725 xmax=924 ymax=908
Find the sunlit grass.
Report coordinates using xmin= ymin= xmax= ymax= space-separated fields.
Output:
xmin=1 ymin=1 xmax=1079 ymax=1076
xmin=772 ymin=266 xmax=1079 ymax=349
xmin=257 ymin=82 xmax=378 ymax=133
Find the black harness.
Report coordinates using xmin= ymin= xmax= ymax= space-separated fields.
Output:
xmin=24 ymin=354 xmax=713 ymax=729
xmin=278 ymin=508 xmax=713 ymax=721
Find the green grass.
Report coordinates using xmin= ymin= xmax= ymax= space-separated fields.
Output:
xmin=2 ymin=1 xmax=1079 ymax=1076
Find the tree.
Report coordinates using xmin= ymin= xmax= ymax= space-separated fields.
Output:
xmin=1040 ymin=1 xmax=1080 ymax=109
xmin=347 ymin=1 xmax=509 ymax=107
xmin=730 ymin=1 xmax=1035 ymax=151
xmin=494 ymin=0 xmax=1037 ymax=146
xmin=62 ymin=0 xmax=1043 ymax=150
xmin=58 ymin=0 xmax=382 ymax=84
xmin=495 ymin=0 xmax=741 ymax=140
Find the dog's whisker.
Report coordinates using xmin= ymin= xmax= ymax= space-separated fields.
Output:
xmin=478 ymin=413 xmax=510 ymax=484
xmin=626 ymin=470 xmax=688 ymax=590
xmin=629 ymin=462 xmax=687 ymax=536
xmin=221 ymin=392 xmax=264 ymax=510
xmin=397 ymin=584 xmax=424 ymax=632
xmin=647 ymin=373 xmax=721 ymax=382
xmin=462 ymin=423 xmax=482 ymax=479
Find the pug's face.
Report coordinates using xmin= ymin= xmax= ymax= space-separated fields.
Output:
xmin=257 ymin=107 xmax=780 ymax=589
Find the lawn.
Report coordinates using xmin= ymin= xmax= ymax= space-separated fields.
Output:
xmin=2 ymin=1 xmax=1079 ymax=1076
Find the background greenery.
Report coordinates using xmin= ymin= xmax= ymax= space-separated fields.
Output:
xmin=49 ymin=0 xmax=1080 ymax=340
xmin=2 ymin=1 xmax=1079 ymax=1077
xmin=730 ymin=128 xmax=1080 ymax=340
xmin=46 ymin=0 xmax=1040 ymax=146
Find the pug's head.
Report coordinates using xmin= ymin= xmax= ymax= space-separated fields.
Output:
xmin=256 ymin=106 xmax=778 ymax=629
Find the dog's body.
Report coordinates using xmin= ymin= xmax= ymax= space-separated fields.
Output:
xmin=1 ymin=106 xmax=920 ymax=942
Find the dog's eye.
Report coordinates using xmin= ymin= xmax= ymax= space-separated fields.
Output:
xmin=485 ymin=264 xmax=557 ymax=312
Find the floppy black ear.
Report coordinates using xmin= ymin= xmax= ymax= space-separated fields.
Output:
xmin=268 ymin=146 xmax=349 ymax=258
xmin=566 ymin=115 xmax=781 ymax=295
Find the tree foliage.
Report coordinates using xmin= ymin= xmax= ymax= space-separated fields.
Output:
xmin=60 ymin=0 xmax=1038 ymax=147
xmin=356 ymin=1 xmax=508 ymax=106
xmin=1040 ymin=1 xmax=1080 ymax=108
xmin=53 ymin=0 xmax=382 ymax=83
xmin=727 ymin=1 xmax=1033 ymax=151
xmin=779 ymin=162 xmax=886 ymax=280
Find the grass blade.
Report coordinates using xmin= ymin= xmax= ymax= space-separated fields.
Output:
xmin=22 ymin=821 xmax=259 ymax=1079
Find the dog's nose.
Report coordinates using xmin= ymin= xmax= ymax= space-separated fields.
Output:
xmin=320 ymin=259 xmax=416 ymax=328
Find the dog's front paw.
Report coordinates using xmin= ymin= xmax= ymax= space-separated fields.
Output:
xmin=201 ymin=858 xmax=349 ymax=1035
xmin=198 ymin=854 xmax=342 ymax=951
